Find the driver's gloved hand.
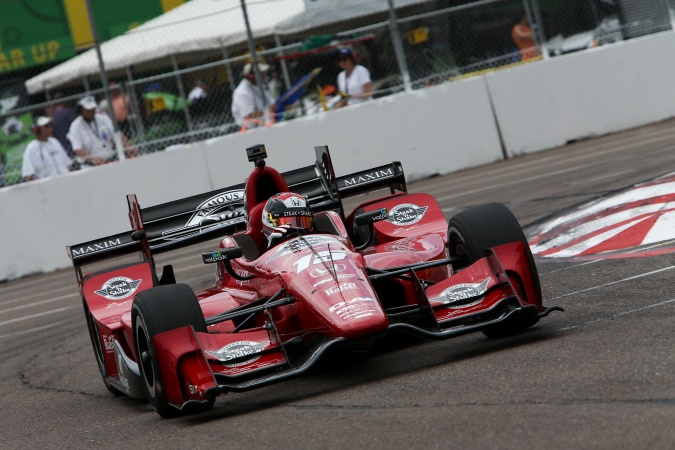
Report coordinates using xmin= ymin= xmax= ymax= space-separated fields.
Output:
xmin=267 ymin=224 xmax=291 ymax=246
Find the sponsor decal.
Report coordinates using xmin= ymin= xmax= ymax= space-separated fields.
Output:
xmin=103 ymin=335 xmax=115 ymax=352
xmin=203 ymin=251 xmax=228 ymax=263
xmin=312 ymin=273 xmax=357 ymax=288
xmin=235 ymin=269 xmax=251 ymax=286
xmin=325 ymin=282 xmax=359 ymax=296
xmin=94 ymin=277 xmax=142 ymax=301
xmin=435 ymin=278 xmax=491 ymax=308
xmin=162 ymin=190 xmax=246 ymax=242
xmin=329 ymin=297 xmax=379 ymax=321
xmin=206 ymin=340 xmax=270 ymax=367
xmin=371 ymin=208 xmax=389 ymax=221
xmin=105 ymin=299 xmax=132 ymax=309
xmin=341 ymin=168 xmax=394 ymax=187
xmin=392 ymin=224 xmax=422 ymax=235
xmin=387 ymin=203 xmax=429 ymax=226
xmin=384 ymin=238 xmax=418 ymax=252
xmin=71 ymin=238 xmax=122 ymax=257
xmin=309 ymin=264 xmax=346 ymax=278
xmin=266 ymin=235 xmax=340 ymax=264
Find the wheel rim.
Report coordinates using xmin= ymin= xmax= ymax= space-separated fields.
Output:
xmin=135 ymin=315 xmax=156 ymax=398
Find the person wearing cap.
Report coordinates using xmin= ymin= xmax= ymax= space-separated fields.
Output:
xmin=231 ymin=62 xmax=276 ymax=130
xmin=49 ymin=92 xmax=77 ymax=156
xmin=68 ymin=95 xmax=123 ymax=166
xmin=21 ymin=116 xmax=73 ymax=181
xmin=335 ymin=47 xmax=373 ymax=108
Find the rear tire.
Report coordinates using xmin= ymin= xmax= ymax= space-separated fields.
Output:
xmin=447 ymin=203 xmax=542 ymax=338
xmin=132 ymin=283 xmax=207 ymax=418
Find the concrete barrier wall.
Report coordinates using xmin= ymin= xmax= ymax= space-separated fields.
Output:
xmin=487 ymin=31 xmax=675 ymax=156
xmin=3 ymin=31 xmax=675 ymax=280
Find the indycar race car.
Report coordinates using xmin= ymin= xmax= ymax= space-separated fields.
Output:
xmin=68 ymin=144 xmax=562 ymax=417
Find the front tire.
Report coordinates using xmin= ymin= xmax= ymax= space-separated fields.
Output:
xmin=447 ymin=203 xmax=542 ymax=337
xmin=132 ymin=283 xmax=207 ymax=417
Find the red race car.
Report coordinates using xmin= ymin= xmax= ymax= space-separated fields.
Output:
xmin=68 ymin=144 xmax=562 ymax=417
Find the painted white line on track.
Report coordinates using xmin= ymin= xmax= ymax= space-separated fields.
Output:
xmin=0 ymin=293 xmax=79 ymax=316
xmin=0 ymin=270 xmax=76 ymax=293
xmin=0 ymin=305 xmax=79 ymax=328
xmin=559 ymin=297 xmax=675 ymax=331
xmin=539 ymin=259 xmax=602 ymax=275
xmin=435 ymin=165 xmax=583 ymax=202
xmin=0 ymin=284 xmax=78 ymax=307
xmin=0 ymin=321 xmax=67 ymax=340
xmin=549 ymin=265 xmax=675 ymax=300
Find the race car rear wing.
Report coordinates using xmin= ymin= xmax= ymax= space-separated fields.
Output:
xmin=67 ymin=145 xmax=407 ymax=266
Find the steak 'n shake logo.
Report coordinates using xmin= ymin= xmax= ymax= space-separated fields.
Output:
xmin=95 ymin=277 xmax=142 ymax=300
xmin=435 ymin=278 xmax=491 ymax=308
xmin=387 ymin=203 xmax=428 ymax=226
xmin=206 ymin=340 xmax=270 ymax=367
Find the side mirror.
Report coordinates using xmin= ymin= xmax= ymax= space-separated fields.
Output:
xmin=202 ymin=247 xmax=243 ymax=264
xmin=353 ymin=208 xmax=388 ymax=251
xmin=354 ymin=208 xmax=389 ymax=226
xmin=202 ymin=246 xmax=255 ymax=281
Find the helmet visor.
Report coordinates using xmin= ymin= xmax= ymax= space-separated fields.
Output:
xmin=271 ymin=215 xmax=313 ymax=229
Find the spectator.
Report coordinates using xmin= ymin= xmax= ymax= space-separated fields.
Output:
xmin=188 ymin=79 xmax=208 ymax=101
xmin=110 ymin=83 xmax=133 ymax=136
xmin=231 ymin=63 xmax=276 ymax=130
xmin=68 ymin=95 xmax=135 ymax=167
xmin=49 ymin=92 xmax=77 ymax=156
xmin=512 ymin=14 xmax=538 ymax=61
xmin=21 ymin=116 xmax=72 ymax=181
xmin=335 ymin=47 xmax=373 ymax=108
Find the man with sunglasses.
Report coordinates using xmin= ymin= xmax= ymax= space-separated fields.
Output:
xmin=21 ymin=116 xmax=73 ymax=181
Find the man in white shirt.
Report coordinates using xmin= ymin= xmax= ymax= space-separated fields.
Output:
xmin=231 ymin=63 xmax=276 ymax=129
xmin=336 ymin=47 xmax=373 ymax=107
xmin=68 ymin=95 xmax=118 ymax=166
xmin=21 ymin=116 xmax=72 ymax=181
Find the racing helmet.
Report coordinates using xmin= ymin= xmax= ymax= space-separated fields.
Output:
xmin=262 ymin=193 xmax=313 ymax=246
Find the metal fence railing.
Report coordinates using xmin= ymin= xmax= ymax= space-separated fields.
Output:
xmin=1 ymin=0 xmax=673 ymax=187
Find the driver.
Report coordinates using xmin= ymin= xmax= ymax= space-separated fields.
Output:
xmin=261 ymin=192 xmax=314 ymax=248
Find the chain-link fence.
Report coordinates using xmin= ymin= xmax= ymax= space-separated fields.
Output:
xmin=1 ymin=0 xmax=673 ymax=187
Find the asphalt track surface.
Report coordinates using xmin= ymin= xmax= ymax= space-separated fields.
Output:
xmin=2 ymin=119 xmax=675 ymax=449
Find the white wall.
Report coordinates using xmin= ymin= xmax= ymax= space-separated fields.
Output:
xmin=3 ymin=30 xmax=675 ymax=281
xmin=487 ymin=31 xmax=675 ymax=156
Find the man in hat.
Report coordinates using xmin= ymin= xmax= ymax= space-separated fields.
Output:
xmin=231 ymin=62 xmax=276 ymax=130
xmin=68 ymin=95 xmax=132 ymax=166
xmin=335 ymin=47 xmax=372 ymax=108
xmin=21 ymin=116 xmax=73 ymax=181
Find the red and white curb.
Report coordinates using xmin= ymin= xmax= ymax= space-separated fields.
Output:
xmin=528 ymin=172 xmax=675 ymax=259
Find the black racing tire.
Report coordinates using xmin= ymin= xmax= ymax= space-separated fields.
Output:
xmin=82 ymin=298 xmax=123 ymax=396
xmin=447 ymin=203 xmax=542 ymax=338
xmin=131 ymin=283 xmax=207 ymax=418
